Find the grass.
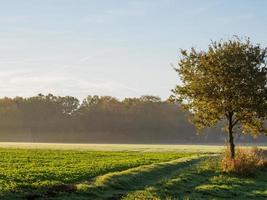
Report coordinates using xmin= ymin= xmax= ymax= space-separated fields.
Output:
xmin=0 ymin=143 xmax=266 ymax=199
xmin=124 ymin=157 xmax=267 ymax=200
xmin=0 ymin=148 xmax=192 ymax=199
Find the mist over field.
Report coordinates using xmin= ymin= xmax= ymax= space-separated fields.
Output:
xmin=0 ymin=94 xmax=266 ymax=144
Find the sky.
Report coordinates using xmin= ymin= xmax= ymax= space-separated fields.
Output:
xmin=0 ymin=0 xmax=267 ymax=100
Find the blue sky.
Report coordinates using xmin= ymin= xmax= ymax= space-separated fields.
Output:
xmin=1 ymin=0 xmax=267 ymax=100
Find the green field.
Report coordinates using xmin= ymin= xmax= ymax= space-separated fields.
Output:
xmin=0 ymin=143 xmax=266 ymax=200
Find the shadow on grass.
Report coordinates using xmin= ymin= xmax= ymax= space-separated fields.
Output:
xmin=51 ymin=156 xmax=205 ymax=200
xmin=125 ymin=160 xmax=267 ymax=200
xmin=192 ymin=168 xmax=267 ymax=200
xmin=127 ymin=169 xmax=218 ymax=199
xmin=0 ymin=156 xmax=204 ymax=200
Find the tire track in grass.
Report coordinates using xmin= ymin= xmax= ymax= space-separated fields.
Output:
xmin=0 ymin=151 xmax=192 ymax=200
xmin=123 ymin=157 xmax=220 ymax=200
xmin=51 ymin=155 xmax=207 ymax=200
xmin=124 ymin=157 xmax=267 ymax=200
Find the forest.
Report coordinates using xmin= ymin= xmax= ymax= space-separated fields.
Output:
xmin=0 ymin=93 xmax=265 ymax=143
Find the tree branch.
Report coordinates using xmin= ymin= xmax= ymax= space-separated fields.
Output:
xmin=232 ymin=118 xmax=240 ymax=126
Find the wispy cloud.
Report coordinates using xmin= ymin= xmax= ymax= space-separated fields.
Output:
xmin=15 ymin=27 xmax=74 ymax=36
xmin=83 ymin=2 xmax=147 ymax=25
xmin=0 ymin=15 xmax=31 ymax=24
xmin=0 ymin=59 xmax=43 ymax=65
xmin=79 ymin=55 xmax=95 ymax=63
xmin=0 ymin=67 xmax=142 ymax=99
xmin=106 ymin=8 xmax=145 ymax=18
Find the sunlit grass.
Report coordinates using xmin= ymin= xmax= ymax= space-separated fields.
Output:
xmin=124 ymin=157 xmax=267 ymax=200
xmin=0 ymin=148 xmax=192 ymax=199
xmin=0 ymin=144 xmax=266 ymax=199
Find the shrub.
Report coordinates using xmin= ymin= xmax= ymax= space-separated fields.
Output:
xmin=221 ymin=147 xmax=266 ymax=176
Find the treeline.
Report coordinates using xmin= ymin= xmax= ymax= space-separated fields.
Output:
xmin=0 ymin=94 xmax=265 ymax=143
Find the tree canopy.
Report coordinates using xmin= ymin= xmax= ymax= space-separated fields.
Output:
xmin=172 ymin=37 xmax=267 ymax=158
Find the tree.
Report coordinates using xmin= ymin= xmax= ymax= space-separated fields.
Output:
xmin=172 ymin=38 xmax=267 ymax=158
xmin=140 ymin=95 xmax=161 ymax=103
xmin=57 ymin=96 xmax=79 ymax=115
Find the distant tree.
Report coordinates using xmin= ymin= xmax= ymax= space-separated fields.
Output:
xmin=80 ymin=95 xmax=100 ymax=110
xmin=122 ymin=97 xmax=141 ymax=106
xmin=140 ymin=95 xmax=161 ymax=103
xmin=57 ymin=96 xmax=79 ymax=115
xmin=172 ymin=37 xmax=267 ymax=158
xmin=0 ymin=98 xmax=21 ymax=128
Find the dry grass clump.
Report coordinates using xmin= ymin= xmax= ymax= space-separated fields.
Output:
xmin=221 ymin=147 xmax=267 ymax=176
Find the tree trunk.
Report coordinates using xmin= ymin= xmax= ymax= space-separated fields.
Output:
xmin=228 ymin=112 xmax=235 ymax=159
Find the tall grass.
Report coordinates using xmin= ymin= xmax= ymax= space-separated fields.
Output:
xmin=221 ymin=147 xmax=267 ymax=176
